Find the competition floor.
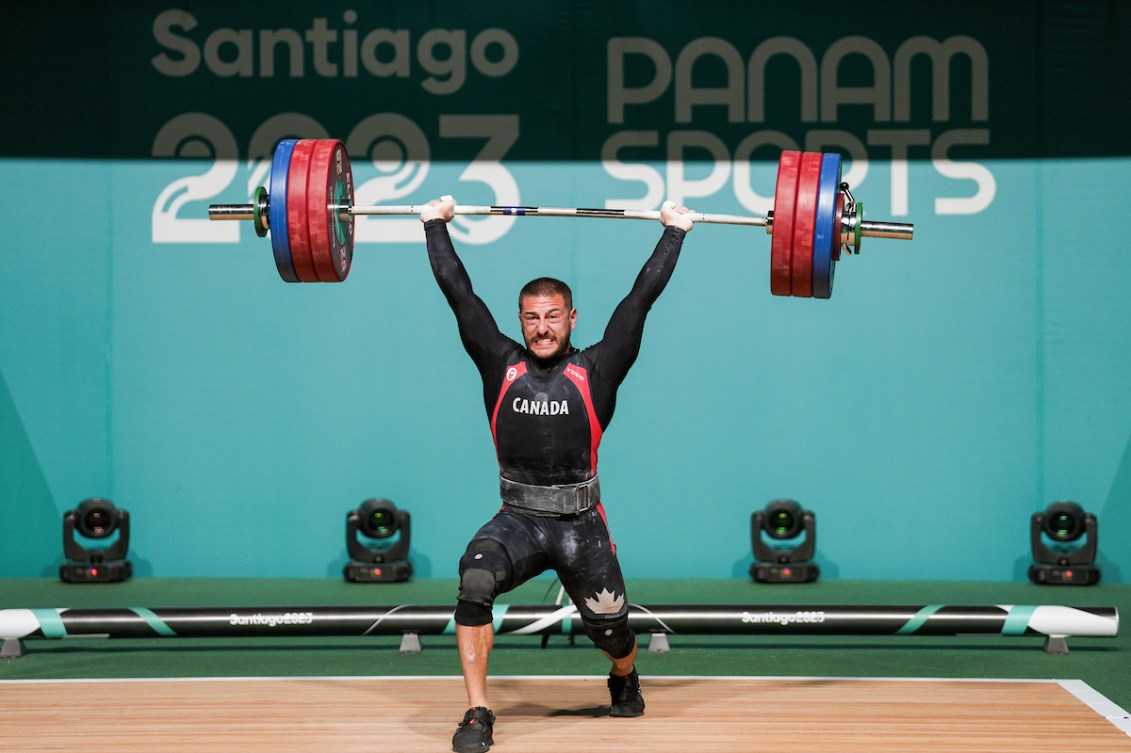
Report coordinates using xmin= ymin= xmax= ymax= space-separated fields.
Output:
xmin=4 ymin=675 xmax=1131 ymax=752
xmin=3 ymin=578 xmax=1131 ymax=750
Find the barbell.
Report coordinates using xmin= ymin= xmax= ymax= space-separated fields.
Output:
xmin=207 ymin=138 xmax=914 ymax=299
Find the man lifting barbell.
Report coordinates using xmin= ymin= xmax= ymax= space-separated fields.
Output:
xmin=420 ymin=195 xmax=694 ymax=753
xmin=202 ymin=137 xmax=916 ymax=751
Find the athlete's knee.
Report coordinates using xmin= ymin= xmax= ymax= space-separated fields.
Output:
xmin=584 ymin=613 xmax=635 ymax=659
xmin=455 ymin=538 xmax=512 ymax=626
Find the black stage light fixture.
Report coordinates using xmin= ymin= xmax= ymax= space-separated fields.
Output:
xmin=1028 ymin=500 xmax=1100 ymax=585
xmin=344 ymin=497 xmax=413 ymax=583
xmin=750 ymin=498 xmax=819 ymax=583
xmin=59 ymin=497 xmax=132 ymax=583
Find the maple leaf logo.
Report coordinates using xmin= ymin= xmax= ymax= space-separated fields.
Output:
xmin=584 ymin=588 xmax=625 ymax=615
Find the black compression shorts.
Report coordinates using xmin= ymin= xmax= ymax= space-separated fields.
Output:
xmin=467 ymin=503 xmax=630 ymax=627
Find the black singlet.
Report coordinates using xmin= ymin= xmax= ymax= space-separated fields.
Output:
xmin=424 ymin=220 xmax=686 ymax=488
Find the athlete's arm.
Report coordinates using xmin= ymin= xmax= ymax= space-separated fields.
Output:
xmin=422 ymin=198 xmax=510 ymax=369
xmin=596 ymin=203 xmax=694 ymax=385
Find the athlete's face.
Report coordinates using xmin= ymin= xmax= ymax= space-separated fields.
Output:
xmin=519 ymin=293 xmax=576 ymax=360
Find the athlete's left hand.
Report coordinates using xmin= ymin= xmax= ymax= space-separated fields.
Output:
xmin=661 ymin=201 xmax=694 ymax=231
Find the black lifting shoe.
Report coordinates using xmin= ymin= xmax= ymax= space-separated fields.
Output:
xmin=452 ymin=706 xmax=495 ymax=753
xmin=608 ymin=667 xmax=645 ymax=717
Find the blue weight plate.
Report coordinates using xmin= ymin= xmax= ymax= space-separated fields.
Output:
xmin=269 ymin=139 xmax=299 ymax=283
xmin=812 ymin=153 xmax=841 ymax=299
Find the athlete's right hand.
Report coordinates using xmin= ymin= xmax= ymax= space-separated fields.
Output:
xmin=420 ymin=195 xmax=456 ymax=223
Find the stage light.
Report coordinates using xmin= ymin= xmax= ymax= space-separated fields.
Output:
xmin=344 ymin=498 xmax=413 ymax=583
xmin=1028 ymin=500 xmax=1100 ymax=585
xmin=59 ymin=497 xmax=132 ymax=583
xmin=749 ymin=498 xmax=819 ymax=583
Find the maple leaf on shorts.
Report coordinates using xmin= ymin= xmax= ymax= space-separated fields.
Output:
xmin=584 ymin=588 xmax=625 ymax=614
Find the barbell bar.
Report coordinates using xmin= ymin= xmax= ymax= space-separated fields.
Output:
xmin=207 ymin=138 xmax=914 ymax=298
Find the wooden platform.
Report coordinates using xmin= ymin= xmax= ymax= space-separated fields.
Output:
xmin=3 ymin=676 xmax=1130 ymax=752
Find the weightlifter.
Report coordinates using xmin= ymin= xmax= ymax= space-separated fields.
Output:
xmin=420 ymin=195 xmax=694 ymax=753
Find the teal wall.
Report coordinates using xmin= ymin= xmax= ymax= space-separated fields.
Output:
xmin=2 ymin=1 xmax=1129 ymax=582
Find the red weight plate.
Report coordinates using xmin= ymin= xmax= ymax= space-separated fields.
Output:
xmin=286 ymin=140 xmax=318 ymax=283
xmin=307 ymin=139 xmax=355 ymax=282
xmin=770 ymin=151 xmax=801 ymax=296
xmin=790 ymin=152 xmax=823 ymax=299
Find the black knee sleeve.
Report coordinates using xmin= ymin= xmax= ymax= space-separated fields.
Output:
xmin=584 ymin=614 xmax=635 ymax=659
xmin=455 ymin=538 xmax=511 ymax=626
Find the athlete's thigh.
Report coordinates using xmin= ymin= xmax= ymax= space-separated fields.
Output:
xmin=469 ymin=507 xmax=551 ymax=588
xmin=550 ymin=507 xmax=628 ymax=616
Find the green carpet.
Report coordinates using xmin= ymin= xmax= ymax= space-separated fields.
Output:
xmin=2 ymin=578 xmax=1127 ymax=713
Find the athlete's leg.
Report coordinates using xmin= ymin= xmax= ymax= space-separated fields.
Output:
xmin=604 ymin=635 xmax=638 ymax=676
xmin=454 ymin=536 xmax=512 ymax=710
xmin=452 ymin=510 xmax=547 ymax=751
xmin=549 ymin=505 xmax=644 ymax=716
xmin=451 ymin=535 xmax=511 ymax=753
xmin=457 ymin=622 xmax=494 ymax=708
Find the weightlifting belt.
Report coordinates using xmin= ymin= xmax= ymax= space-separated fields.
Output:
xmin=499 ymin=474 xmax=600 ymax=515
